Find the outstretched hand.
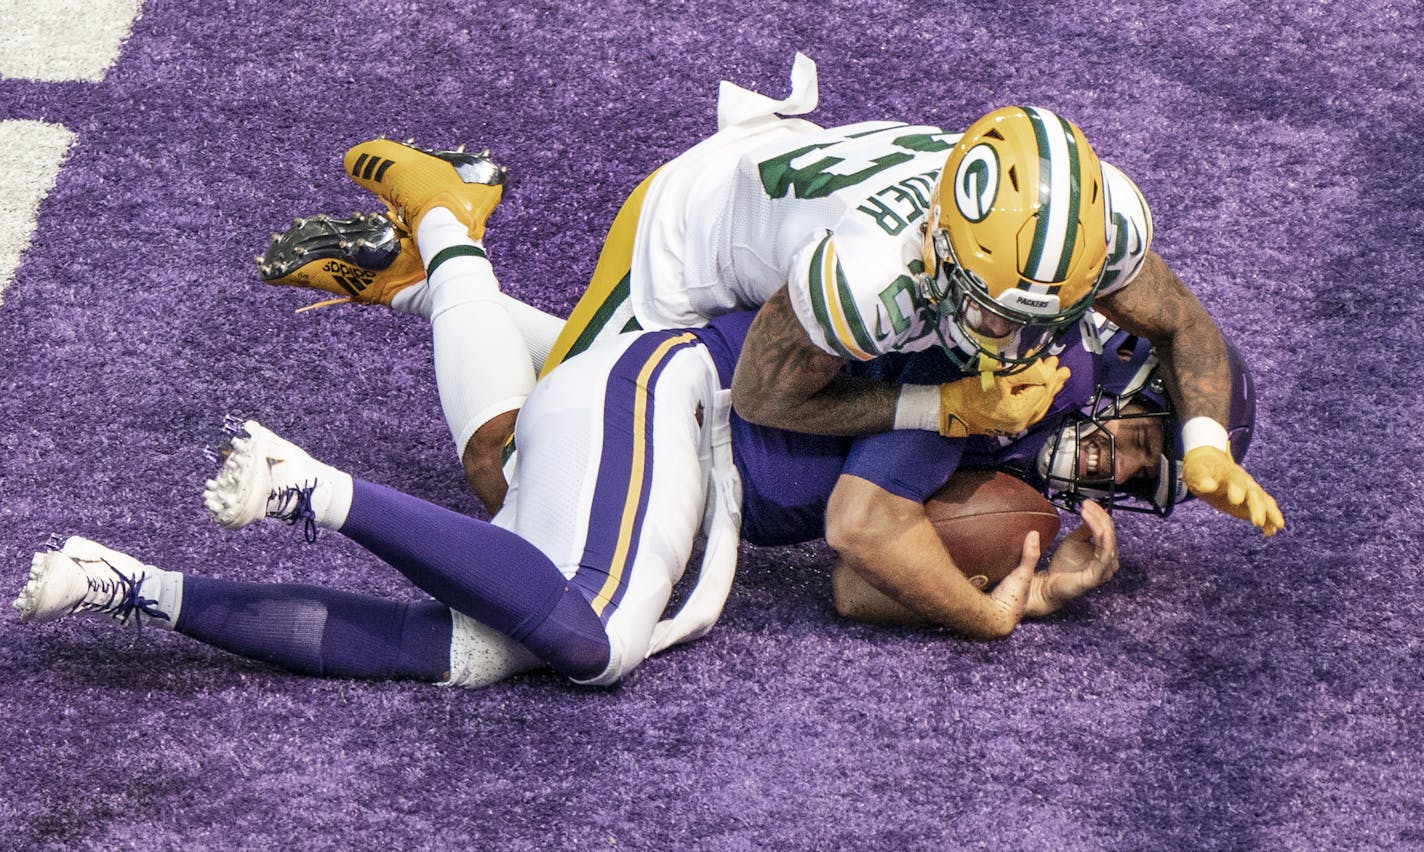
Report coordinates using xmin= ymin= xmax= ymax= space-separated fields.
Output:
xmin=1182 ymin=447 xmax=1285 ymax=537
xmin=1027 ymin=500 xmax=1119 ymax=617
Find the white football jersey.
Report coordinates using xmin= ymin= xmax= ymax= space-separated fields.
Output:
xmin=631 ymin=118 xmax=958 ymax=358
xmin=626 ymin=56 xmax=1153 ymax=361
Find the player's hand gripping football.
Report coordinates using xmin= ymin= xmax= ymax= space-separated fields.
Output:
xmin=1027 ymin=500 xmax=1119 ymax=617
xmin=936 ymin=356 xmax=1071 ymax=438
xmin=1182 ymin=447 xmax=1285 ymax=536
xmin=977 ymin=530 xmax=1040 ymax=638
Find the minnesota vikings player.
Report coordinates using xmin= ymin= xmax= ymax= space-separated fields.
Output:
xmin=8 ymin=321 xmax=1115 ymax=690
xmin=11 ymin=314 xmax=1134 ymax=691
xmin=258 ymin=55 xmax=1281 ymax=538
xmin=10 ymin=296 xmax=1243 ymax=689
xmin=830 ymin=320 xmax=1258 ymax=625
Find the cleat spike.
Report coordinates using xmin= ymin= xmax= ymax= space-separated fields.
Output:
xmin=222 ymin=414 xmax=248 ymax=438
xmin=44 ymin=533 xmax=66 ymax=552
xmin=404 ymin=137 xmax=415 ymax=145
xmin=252 ymin=211 xmax=420 ymax=306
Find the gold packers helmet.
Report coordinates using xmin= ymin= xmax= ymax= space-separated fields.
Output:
xmin=923 ymin=106 xmax=1112 ymax=374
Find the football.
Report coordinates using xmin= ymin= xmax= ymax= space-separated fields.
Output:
xmin=926 ymin=469 xmax=1061 ymax=585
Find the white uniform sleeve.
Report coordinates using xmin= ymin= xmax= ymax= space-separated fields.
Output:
xmin=784 ymin=230 xmax=926 ymax=361
xmin=1098 ymin=161 xmax=1154 ymax=297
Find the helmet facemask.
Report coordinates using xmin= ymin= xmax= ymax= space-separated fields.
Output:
xmin=1038 ymin=387 xmax=1181 ymax=516
xmin=921 ymin=224 xmax=1101 ymax=375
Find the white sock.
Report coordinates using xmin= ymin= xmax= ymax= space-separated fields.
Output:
xmin=136 ymin=568 xmax=184 ymax=629
xmin=496 ymin=295 xmax=565 ymax=372
xmin=310 ymin=468 xmax=354 ymax=530
xmin=441 ymin=610 xmax=545 ymax=688
xmin=418 ymin=207 xmax=538 ymax=457
xmin=389 ymin=279 xmax=432 ymax=317
xmin=392 ymin=282 xmax=561 ymax=372
xmin=263 ymin=451 xmax=353 ymax=531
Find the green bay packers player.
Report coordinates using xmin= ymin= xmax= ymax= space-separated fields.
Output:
xmin=259 ymin=54 xmax=1281 ymax=538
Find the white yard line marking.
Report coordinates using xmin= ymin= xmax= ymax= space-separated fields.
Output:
xmin=0 ymin=0 xmax=145 ymax=82
xmin=0 ymin=121 xmax=77 ymax=305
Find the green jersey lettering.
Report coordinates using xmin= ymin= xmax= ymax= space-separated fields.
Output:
xmin=855 ymin=196 xmax=910 ymax=236
xmin=899 ymin=172 xmax=937 ymax=209
xmin=877 ymin=265 xmax=924 ymax=339
xmin=760 ymin=143 xmax=914 ymax=200
xmin=889 ymin=132 xmax=957 ymax=153
xmin=757 ymin=128 xmax=955 ymax=206
xmin=858 ymin=170 xmax=941 ymax=236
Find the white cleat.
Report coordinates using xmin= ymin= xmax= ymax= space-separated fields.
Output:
xmin=13 ymin=537 xmax=166 ymax=626
xmin=203 ymin=417 xmax=330 ymax=540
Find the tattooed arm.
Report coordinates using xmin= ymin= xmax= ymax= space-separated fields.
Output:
xmin=1096 ymin=251 xmax=1285 ymax=535
xmin=1093 ymin=251 xmax=1231 ymax=425
xmin=730 ymin=285 xmax=903 ymax=435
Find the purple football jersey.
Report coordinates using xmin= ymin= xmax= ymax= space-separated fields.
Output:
xmin=692 ymin=312 xmax=1100 ymax=545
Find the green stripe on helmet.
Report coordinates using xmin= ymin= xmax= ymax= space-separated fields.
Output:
xmin=1022 ymin=107 xmax=1081 ymax=284
xmin=1022 ymin=107 xmax=1053 ymax=279
xmin=1052 ymin=112 xmax=1082 ymax=282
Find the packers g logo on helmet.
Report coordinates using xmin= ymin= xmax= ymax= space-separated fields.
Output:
xmin=922 ymin=106 xmax=1113 ymax=373
xmin=953 ymin=144 xmax=999 ymax=222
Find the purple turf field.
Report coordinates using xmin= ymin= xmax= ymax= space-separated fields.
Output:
xmin=1 ymin=1 xmax=1420 ymax=848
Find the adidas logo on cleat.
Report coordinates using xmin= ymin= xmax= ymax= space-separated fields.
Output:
xmin=342 ymin=138 xmax=507 ymax=239
xmin=256 ymin=212 xmax=423 ymax=307
xmin=351 ymin=154 xmax=395 ymax=183
xmin=321 ymin=259 xmax=375 ymax=296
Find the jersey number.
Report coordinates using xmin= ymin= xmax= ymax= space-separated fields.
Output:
xmin=758 ymin=130 xmax=955 ymax=201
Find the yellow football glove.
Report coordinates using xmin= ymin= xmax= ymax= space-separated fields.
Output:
xmin=937 ymin=356 xmax=1070 ymax=438
xmin=1182 ymin=446 xmax=1285 ymax=536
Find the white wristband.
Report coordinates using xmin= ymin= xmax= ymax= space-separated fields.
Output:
xmin=1181 ymin=416 xmax=1230 ymax=454
xmin=893 ymin=384 xmax=941 ymax=431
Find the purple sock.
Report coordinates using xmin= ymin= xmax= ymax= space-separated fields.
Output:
xmin=337 ymin=478 xmax=610 ymax=680
xmin=174 ymin=576 xmax=452 ymax=681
